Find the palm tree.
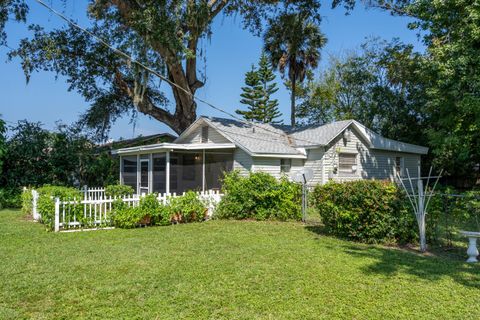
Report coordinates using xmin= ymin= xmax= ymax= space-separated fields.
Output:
xmin=264 ymin=13 xmax=327 ymax=127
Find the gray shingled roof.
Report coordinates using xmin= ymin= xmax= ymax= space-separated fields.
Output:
xmin=199 ymin=117 xmax=428 ymax=155
xmin=288 ymin=120 xmax=353 ymax=146
xmin=204 ymin=117 xmax=301 ymax=155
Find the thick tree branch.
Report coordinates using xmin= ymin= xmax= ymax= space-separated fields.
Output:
xmin=113 ymin=69 xmax=186 ymax=133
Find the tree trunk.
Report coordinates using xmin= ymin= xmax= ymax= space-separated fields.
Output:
xmin=291 ymin=77 xmax=296 ymax=127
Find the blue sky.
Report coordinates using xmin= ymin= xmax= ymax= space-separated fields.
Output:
xmin=0 ymin=1 xmax=423 ymax=140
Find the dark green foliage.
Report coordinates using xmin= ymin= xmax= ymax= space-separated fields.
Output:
xmin=312 ymin=180 xmax=416 ymax=244
xmin=0 ymin=188 xmax=22 ymax=210
xmin=2 ymin=121 xmax=53 ymax=188
xmin=1 ymin=121 xmax=118 ymax=189
xmin=215 ymin=171 xmax=302 ymax=221
xmin=297 ymin=39 xmax=427 ymax=145
xmin=236 ymin=53 xmax=282 ymax=124
xmin=34 ymin=185 xmax=81 ymax=230
xmin=105 ymin=184 xmax=135 ymax=198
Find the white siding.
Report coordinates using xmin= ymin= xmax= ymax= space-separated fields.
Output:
xmin=304 ymin=148 xmax=324 ymax=186
xmin=291 ymin=159 xmax=305 ymax=172
xmin=323 ymin=129 xmax=365 ymax=182
xmin=360 ymin=150 xmax=420 ymax=180
xmin=181 ymin=125 xmax=230 ymax=144
xmin=253 ymin=158 xmax=281 ymax=178
xmin=233 ymin=148 xmax=253 ymax=175
xmin=323 ymin=126 xmax=422 ymax=183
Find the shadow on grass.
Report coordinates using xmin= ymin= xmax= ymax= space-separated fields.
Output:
xmin=305 ymin=225 xmax=480 ymax=289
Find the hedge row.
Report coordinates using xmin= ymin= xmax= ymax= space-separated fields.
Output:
xmin=16 ymin=177 xmax=422 ymax=245
xmin=311 ymin=180 xmax=416 ymax=244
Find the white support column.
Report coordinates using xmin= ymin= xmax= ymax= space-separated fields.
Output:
xmin=202 ymin=149 xmax=206 ymax=192
xmin=136 ymin=154 xmax=140 ymax=195
xmin=119 ymin=155 xmax=123 ymax=184
xmin=54 ymin=198 xmax=60 ymax=232
xmin=166 ymin=151 xmax=170 ymax=194
xmin=149 ymin=153 xmax=153 ymax=193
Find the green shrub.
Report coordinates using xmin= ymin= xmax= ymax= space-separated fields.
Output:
xmin=36 ymin=185 xmax=82 ymax=230
xmin=215 ymin=171 xmax=302 ymax=221
xmin=312 ymin=180 xmax=416 ymax=244
xmin=111 ymin=200 xmax=143 ymax=228
xmin=168 ymin=191 xmax=207 ymax=223
xmin=105 ymin=184 xmax=135 ymax=198
xmin=21 ymin=188 xmax=33 ymax=214
xmin=0 ymin=188 xmax=22 ymax=209
xmin=111 ymin=194 xmax=169 ymax=228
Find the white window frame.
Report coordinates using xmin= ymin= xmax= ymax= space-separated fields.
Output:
xmin=338 ymin=152 xmax=358 ymax=175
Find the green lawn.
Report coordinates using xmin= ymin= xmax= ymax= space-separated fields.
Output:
xmin=1 ymin=209 xmax=479 ymax=319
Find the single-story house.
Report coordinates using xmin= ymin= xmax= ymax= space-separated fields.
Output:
xmin=112 ymin=116 xmax=428 ymax=194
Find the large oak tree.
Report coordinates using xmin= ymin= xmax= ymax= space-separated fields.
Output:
xmin=1 ymin=0 xmax=324 ymax=139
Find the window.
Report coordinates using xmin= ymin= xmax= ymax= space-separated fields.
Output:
xmin=152 ymin=154 xmax=166 ymax=193
xmin=201 ymin=126 xmax=209 ymax=143
xmin=339 ymin=153 xmax=357 ymax=174
xmin=280 ymin=159 xmax=292 ymax=173
xmin=140 ymin=160 xmax=149 ymax=189
xmin=395 ymin=157 xmax=403 ymax=177
xmin=122 ymin=157 xmax=137 ymax=190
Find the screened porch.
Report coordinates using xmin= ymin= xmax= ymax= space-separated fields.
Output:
xmin=116 ymin=143 xmax=235 ymax=195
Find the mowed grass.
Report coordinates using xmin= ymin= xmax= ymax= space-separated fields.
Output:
xmin=1 ymin=209 xmax=479 ymax=319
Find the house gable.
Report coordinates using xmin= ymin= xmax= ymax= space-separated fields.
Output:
xmin=321 ymin=123 xmax=421 ymax=181
xmin=175 ymin=118 xmax=232 ymax=144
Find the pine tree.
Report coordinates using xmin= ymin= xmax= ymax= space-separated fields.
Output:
xmin=236 ymin=53 xmax=282 ymax=124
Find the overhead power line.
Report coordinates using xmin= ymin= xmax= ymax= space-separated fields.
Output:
xmin=33 ymin=0 xmax=321 ymax=147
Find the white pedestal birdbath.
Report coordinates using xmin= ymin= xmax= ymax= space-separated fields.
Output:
xmin=460 ymin=231 xmax=480 ymax=263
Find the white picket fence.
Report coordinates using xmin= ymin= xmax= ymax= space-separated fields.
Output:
xmin=30 ymin=189 xmax=223 ymax=232
xmin=80 ymin=186 xmax=105 ymax=200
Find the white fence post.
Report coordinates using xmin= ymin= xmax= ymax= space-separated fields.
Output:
xmin=32 ymin=189 xmax=39 ymax=221
xmin=54 ymin=198 xmax=60 ymax=232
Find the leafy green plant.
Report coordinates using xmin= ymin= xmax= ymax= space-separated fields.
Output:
xmin=35 ymin=185 xmax=81 ymax=230
xmin=168 ymin=191 xmax=207 ymax=223
xmin=215 ymin=171 xmax=302 ymax=221
xmin=111 ymin=200 xmax=142 ymax=229
xmin=312 ymin=180 xmax=416 ymax=244
xmin=21 ymin=188 xmax=33 ymax=214
xmin=105 ymin=184 xmax=135 ymax=198
xmin=111 ymin=194 xmax=169 ymax=228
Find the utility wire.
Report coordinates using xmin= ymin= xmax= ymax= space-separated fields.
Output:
xmin=34 ymin=0 xmax=322 ymax=147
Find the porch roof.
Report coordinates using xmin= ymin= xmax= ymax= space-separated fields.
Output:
xmin=112 ymin=142 xmax=236 ymax=156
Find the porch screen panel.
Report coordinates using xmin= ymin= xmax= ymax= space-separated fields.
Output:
xmin=122 ymin=156 xmax=137 ymax=190
xmin=152 ymin=154 xmax=166 ymax=193
xmin=205 ymin=152 xmax=234 ymax=190
xmin=170 ymin=152 xmax=202 ymax=194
